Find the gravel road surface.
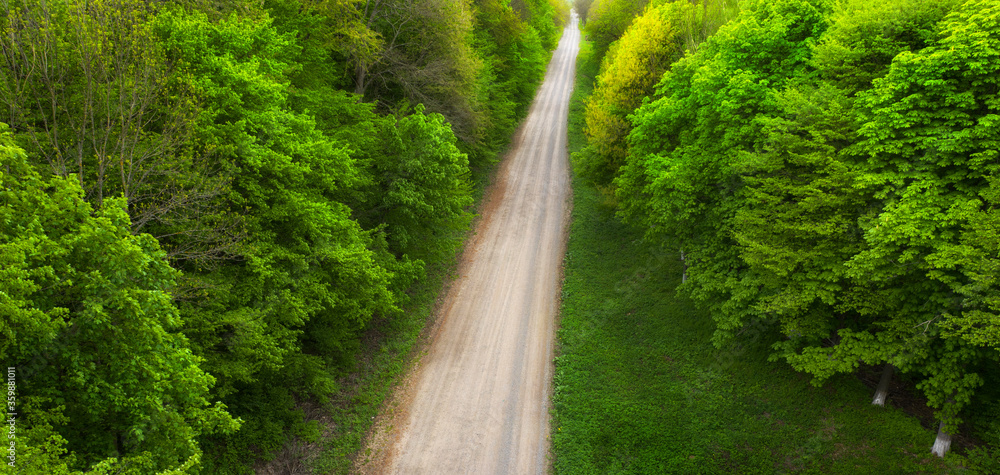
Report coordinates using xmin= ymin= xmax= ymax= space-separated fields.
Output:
xmin=357 ymin=13 xmax=581 ymax=475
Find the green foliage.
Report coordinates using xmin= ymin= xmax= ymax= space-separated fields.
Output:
xmin=0 ymin=123 xmax=238 ymax=473
xmin=307 ymin=0 xmax=562 ymax=173
xmin=811 ymin=0 xmax=961 ymax=94
xmin=349 ymin=0 xmax=485 ymax=143
xmin=153 ymin=1 xmax=531 ymax=470
xmin=1 ymin=0 xmax=170 ymax=195
xmin=760 ymin=0 xmax=1000 ymax=435
xmin=841 ymin=0 xmax=1000 ymax=430
xmin=733 ymin=83 xmax=864 ymax=347
xmin=515 ymin=0 xmax=568 ymax=51
xmin=574 ymin=0 xmax=596 ymax=23
xmin=617 ymin=0 xmax=832 ymax=340
xmin=469 ymin=0 xmax=550 ymax=167
xmin=471 ymin=0 xmax=567 ymax=166
xmin=583 ymin=0 xmax=649 ymax=56
xmin=0 ymin=0 xmax=240 ymax=267
xmin=580 ymin=1 xmax=711 ymax=185
xmin=576 ymin=0 xmax=739 ymax=185
xmin=729 ymin=0 xmax=964 ymax=372
xmin=151 ymin=8 xmax=411 ymax=470
xmin=703 ymin=0 xmax=983 ymax=437
xmin=356 ymin=105 xmax=474 ymax=260
xmin=262 ymin=0 xmax=374 ymax=93
xmin=941 ymin=175 xmax=1000 ymax=351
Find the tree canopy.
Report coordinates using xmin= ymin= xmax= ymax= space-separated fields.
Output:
xmin=1 ymin=123 xmax=239 ymax=473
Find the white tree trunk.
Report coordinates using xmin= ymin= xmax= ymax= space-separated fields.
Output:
xmin=872 ymin=363 xmax=894 ymax=406
xmin=931 ymin=420 xmax=952 ymax=457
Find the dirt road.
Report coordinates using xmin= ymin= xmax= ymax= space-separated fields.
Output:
xmin=357 ymin=14 xmax=580 ymax=475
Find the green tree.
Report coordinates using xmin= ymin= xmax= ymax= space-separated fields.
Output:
xmin=574 ymin=0 xmax=596 ymax=23
xmin=512 ymin=0 xmax=569 ymax=51
xmin=765 ymin=0 xmax=1000 ymax=455
xmin=356 ymin=105 xmax=474 ymax=260
xmin=578 ymin=0 xmax=736 ymax=185
xmin=350 ymin=0 xmax=485 ymax=145
xmin=0 ymin=0 xmax=244 ymax=267
xmin=941 ymin=177 xmax=1000 ymax=351
xmin=622 ymin=0 xmax=994 ymax=456
xmin=845 ymin=0 xmax=1000 ymax=453
xmin=583 ymin=0 xmax=649 ymax=56
xmin=738 ymin=0 xmax=958 ymax=407
xmin=617 ymin=0 xmax=832 ymax=344
xmin=810 ymin=0 xmax=960 ymax=95
xmin=469 ymin=0 xmax=552 ymax=165
xmin=0 ymin=123 xmax=238 ymax=473
xmin=152 ymin=8 xmax=415 ymax=468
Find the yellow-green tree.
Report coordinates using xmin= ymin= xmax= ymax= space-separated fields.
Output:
xmin=582 ymin=1 xmax=688 ymax=184
xmin=579 ymin=0 xmax=736 ymax=185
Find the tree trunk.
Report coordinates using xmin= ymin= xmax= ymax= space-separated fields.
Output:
xmin=680 ymin=250 xmax=687 ymax=284
xmin=116 ymin=431 xmax=126 ymax=457
xmin=701 ymin=0 xmax=708 ymax=39
xmin=355 ymin=63 xmax=367 ymax=97
xmin=931 ymin=420 xmax=951 ymax=457
xmin=871 ymin=363 xmax=894 ymax=406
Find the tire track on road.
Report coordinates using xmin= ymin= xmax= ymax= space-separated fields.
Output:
xmin=358 ymin=14 xmax=581 ymax=475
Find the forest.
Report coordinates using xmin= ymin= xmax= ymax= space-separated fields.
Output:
xmin=569 ymin=0 xmax=1000 ymax=466
xmin=6 ymin=0 xmax=1000 ymax=472
xmin=0 ymin=0 xmax=567 ymax=473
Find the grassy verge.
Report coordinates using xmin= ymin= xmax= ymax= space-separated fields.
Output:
xmin=551 ymin=37 xmax=965 ymax=474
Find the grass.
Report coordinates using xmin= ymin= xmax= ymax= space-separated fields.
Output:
xmin=551 ymin=37 xmax=969 ymax=474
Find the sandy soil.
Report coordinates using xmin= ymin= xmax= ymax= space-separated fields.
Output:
xmin=355 ymin=15 xmax=581 ymax=475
